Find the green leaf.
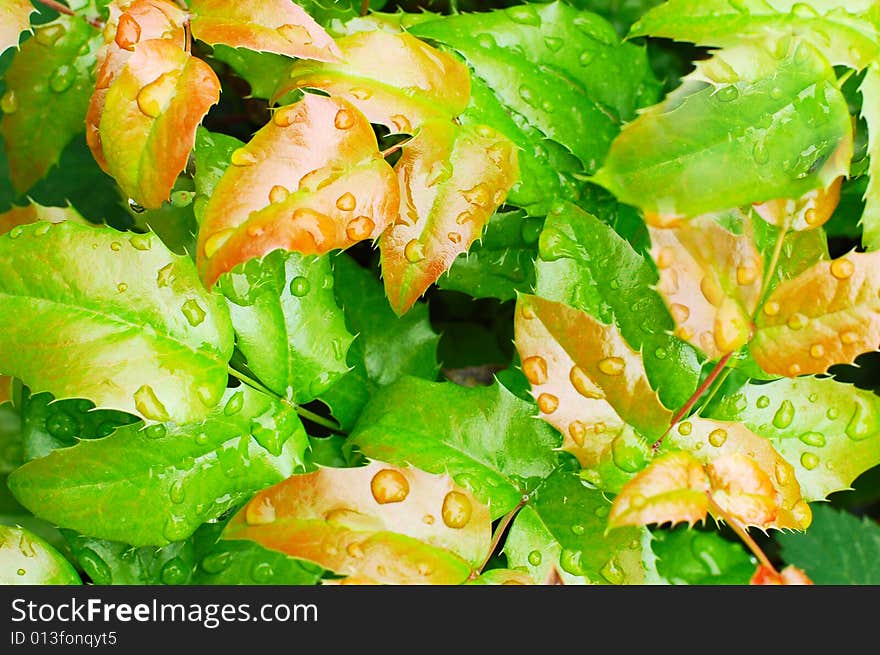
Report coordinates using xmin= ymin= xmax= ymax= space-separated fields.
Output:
xmin=776 ymin=503 xmax=880 ymax=585
xmin=504 ymin=468 xmax=648 ymax=584
xmin=193 ymin=126 xmax=243 ymax=225
xmin=630 ymin=0 xmax=880 ymax=70
xmin=131 ymin=176 xmax=198 ymax=256
xmin=1 ymin=16 xmax=103 ymax=193
xmin=0 ymin=221 xmax=234 ymax=424
xmin=535 ymin=202 xmax=702 ymax=409
xmin=208 ymin=44 xmax=293 ymax=100
xmin=0 ymin=524 xmax=80 ymax=584
xmin=705 ymin=376 xmax=880 ymax=502
xmin=19 ymin=389 xmax=138 ymax=462
xmin=349 ymin=377 xmax=561 ymax=518
xmin=217 ymin=250 xmax=354 ymax=403
xmin=650 ymin=525 xmax=755 ymax=585
xmin=8 ymin=386 xmax=307 ymax=546
xmin=592 ymin=41 xmax=853 ymax=220
xmin=411 ymin=2 xmax=659 ymax=174
xmin=438 ymin=209 xmax=541 ymax=302
xmin=858 ymin=63 xmax=880 ymax=249
xmin=319 ymin=255 xmax=440 ymax=431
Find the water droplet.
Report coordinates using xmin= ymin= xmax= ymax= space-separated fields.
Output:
xmin=752 ymin=141 xmax=769 ymax=164
xmin=339 ymin=215 xmax=374 ymax=242
xmin=7 ymin=225 xmax=22 ymax=239
xmin=571 ymin=524 xmax=585 ymax=536
xmin=715 ymin=85 xmax=739 ymax=102
xmin=544 ymin=36 xmax=563 ymax=52
xmin=678 ymin=421 xmax=692 ymax=436
xmin=809 ymin=343 xmax=825 ymax=359
xmin=284 ymin=274 xmax=310 ymax=298
xmin=763 ymin=301 xmax=780 ymax=316
xmin=708 ymin=428 xmax=728 ymax=447
xmin=845 ymin=402 xmax=870 ymax=440
xmin=195 ymin=432 xmax=209 ymax=445
xmin=129 ymin=233 xmax=151 ymax=251
xmin=163 ymin=515 xmax=190 ymax=542
xmin=273 ymin=107 xmax=296 ymax=127
xmin=231 ymin=148 xmax=259 ymax=167
xmin=456 ymin=210 xmax=474 ymax=225
xmin=736 ymin=261 xmax=759 ymax=286
xmin=698 ymin=275 xmax=723 ymax=307
xmin=446 ymin=231 xmax=462 ymax=245
xmin=559 ymin=548 xmax=583 ymax=576
xmin=201 ymin=551 xmax=231 ymax=574
xmin=156 ymin=262 xmax=174 ymax=288
xmin=840 ymin=331 xmax=859 ymax=345
xmin=789 ymin=363 xmax=802 ymax=376
xmin=404 ymin=239 xmax=425 ymax=263
xmin=578 ymin=50 xmax=594 ymax=66
xmin=787 ymin=313 xmax=808 ymax=330
xmin=334 ymin=108 xmax=356 ymax=130
xmin=251 ymin=561 xmax=274 ymax=583
xmin=669 ymin=303 xmax=690 ymax=323
xmin=371 ymin=469 xmax=410 ymax=504
xmin=350 ymin=87 xmax=372 ymax=100
xmin=830 ymin=258 xmax=854 ymax=280
xmin=568 ymin=421 xmax=587 ymax=446
xmin=309 ymin=372 xmax=333 ymax=397
xmin=109 ymin=241 xmax=122 ymax=252
xmin=246 ymin=496 xmax=276 ymax=525
xmin=331 ymin=192 xmax=356 ymax=213
xmin=611 ymin=434 xmax=646 ymax=473
xmin=134 ymin=385 xmax=169 ymax=422
xmin=115 ymin=13 xmax=141 ymax=50
xmin=0 ymin=90 xmax=17 ymax=114
xmin=598 ymin=357 xmax=624 ymax=376
xmin=34 ymin=23 xmax=66 ymax=47
xmin=136 ymin=72 xmax=176 ymax=118
xmin=600 ymin=557 xmax=624 ymax=585
xmin=390 ymin=114 xmax=412 ymax=134
xmin=537 ymin=393 xmax=559 ymax=414
xmin=79 ymin=548 xmax=111 ymax=584
xmin=506 ymin=4 xmax=540 ymax=26
xmin=224 ymin=391 xmax=244 ymax=416
xmin=791 ymin=2 xmax=819 ymax=18
xmin=757 ymin=395 xmax=770 ymax=409
xmin=653 ymin=347 xmax=668 ymax=360
xmin=519 ymin=85 xmax=536 ymax=106
xmin=521 ymin=355 xmax=548 ymax=386
xmin=569 ymin=365 xmax=602 ymax=399
xmin=800 ymin=452 xmax=819 ymax=470
xmin=594 ymin=505 xmax=610 ymax=518
xmin=181 ymin=299 xmax=206 ymax=327
xmin=49 ymin=65 xmax=75 ymax=93
xmin=46 ymin=411 xmax=79 ymax=441
xmin=798 ymin=431 xmax=826 ymax=448
xmin=772 ymin=400 xmax=795 ymax=429
xmin=144 ymin=424 xmax=167 ymax=440
xmin=463 ymin=183 xmax=492 ymax=208
xmin=203 ymin=228 xmax=235 ymax=258
xmin=278 ymin=23 xmax=313 ymax=44
xmin=116 ymin=282 xmax=128 ymax=293
xmin=441 ymin=490 xmax=472 ymax=528
xmin=16 ymin=568 xmax=25 ymax=576
xmin=527 ymin=550 xmax=542 ymax=566
xmin=164 ymin=477 xmax=187 ymax=505
xmin=268 ymin=185 xmax=289 ymax=204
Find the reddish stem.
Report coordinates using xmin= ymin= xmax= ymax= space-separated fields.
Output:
xmin=652 ymin=351 xmax=733 ymax=452
xmin=35 ymin=0 xmax=103 ymax=28
xmin=472 ymin=495 xmax=528 ymax=578
xmin=708 ymin=497 xmax=778 ymax=575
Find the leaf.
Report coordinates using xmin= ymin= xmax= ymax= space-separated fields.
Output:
xmin=197 ymin=93 xmax=398 ymax=287
xmin=207 ymin=44 xmax=293 ymax=100
xmin=222 ymin=459 xmax=491 ymax=584
xmin=592 ymin=41 xmax=853 ymax=220
xmin=751 ymin=211 xmax=830 ymax=298
xmin=650 ymin=524 xmax=755 ymax=585
xmin=504 ymin=468 xmax=648 ymax=585
xmin=0 ymin=524 xmax=81 ymax=584
xmin=750 ymin=250 xmax=880 ymax=377
xmin=193 ymin=126 xmax=243 ymax=224
xmin=535 ymin=202 xmax=703 ymax=409
xmin=380 ymin=120 xmax=519 ymax=315
xmin=775 ymin=503 xmax=880 ymax=585
xmin=188 ymin=0 xmax=342 ymax=63
xmin=648 ymin=212 xmax=763 ymax=359
xmin=750 ymin=563 xmax=813 ymax=585
xmin=411 ymin=2 xmax=660 ymax=173
xmin=858 ymin=63 xmax=880 ymax=249
xmin=86 ymin=0 xmax=188 ymax=172
xmin=608 ymin=451 xmax=711 ymax=529
xmin=466 ymin=568 xmax=534 ymax=585
xmin=276 ymin=29 xmax=470 ymax=131
xmin=0 ymin=0 xmax=35 ymax=54
xmin=18 ymin=389 xmax=138 ymax=462
xmin=216 ymin=249 xmax=355 ymax=403
xmin=630 ymin=0 xmax=880 ymax=71
xmin=349 ymin=377 xmax=560 ymax=518
xmin=1 ymin=16 xmax=103 ymax=193
xmin=437 ymin=209 xmax=541 ymax=302
xmin=752 ymin=175 xmax=843 ymax=231
xmin=514 ymin=293 xmax=673 ymax=444
xmin=9 ymin=386 xmax=307 ymax=546
xmin=0 ymin=200 xmax=88 ymax=233
xmin=0 ymin=221 xmax=233 ymax=424
xmin=99 ymin=38 xmax=221 ymax=209
xmin=705 ymin=376 xmax=880 ymax=502
xmin=663 ymin=417 xmax=810 ymax=531
xmin=319 ymin=254 xmax=440 ymax=431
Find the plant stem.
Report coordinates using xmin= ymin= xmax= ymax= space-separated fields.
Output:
xmin=652 ymin=351 xmax=733 ymax=452
xmin=708 ymin=497 xmax=778 ymax=574
xmin=360 ymin=0 xmax=369 ymax=16
xmin=697 ymin=367 xmax=732 ymax=415
xmin=227 ymin=366 xmax=345 ymax=434
xmin=35 ymin=0 xmax=103 ymax=28
xmin=758 ymin=222 xmax=789 ymax=305
xmin=472 ymin=495 xmax=529 ymax=578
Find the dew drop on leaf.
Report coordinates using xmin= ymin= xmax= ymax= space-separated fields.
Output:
xmin=277 ymin=23 xmax=313 ymax=45
xmin=289 ymin=275 xmax=310 ymax=297
xmin=845 ymin=402 xmax=870 ymax=440
xmin=181 ymin=299 xmax=206 ymax=327
xmin=134 ymin=385 xmax=170 ymax=422
xmin=772 ymin=400 xmax=795 ymax=429
xmin=201 ymin=551 xmax=232 ymax=574
xmin=441 ymin=491 xmax=472 ymax=529
xmin=79 ymin=548 xmax=111 ymax=583
xmin=144 ymin=423 xmax=167 ymax=439
xmin=252 ymin=562 xmax=274 ymax=583
xmin=830 ymin=258 xmax=854 ymax=280
xmin=224 ymin=391 xmax=244 ymax=416
xmin=34 ymin=23 xmax=66 ymax=47
xmin=46 ymin=411 xmax=79 ymax=441
xmin=163 ymin=515 xmax=189 ymax=542
xmin=521 ymin=355 xmax=548 ymax=385
xmin=404 ymin=239 xmax=425 ymax=263
xmin=569 ymin=421 xmax=587 ymax=446
xmin=203 ymin=228 xmax=235 ymax=258
xmin=506 ymin=4 xmax=540 ymax=26
xmin=715 ymin=85 xmax=739 ymax=102
xmin=117 ymin=282 xmax=128 ymax=293
xmin=756 ymin=395 xmax=770 ymax=409
xmin=527 ymin=550 xmax=542 ymax=566
xmin=230 ymin=148 xmax=258 ymax=167
xmin=800 ymin=452 xmax=820 ymax=470
xmin=578 ymin=50 xmax=594 ymax=66
xmin=269 ymin=185 xmax=289 ymax=204
xmin=49 ymin=65 xmax=75 ymax=93
xmin=115 ymin=13 xmax=141 ymax=51
xmin=571 ymin=524 xmax=585 ymax=536
xmin=160 ymin=557 xmax=187 ymax=585
xmin=611 ymin=434 xmax=645 ymax=473
xmin=598 ymin=357 xmax=625 ymax=376
xmin=334 ymin=108 xmax=356 ymax=130
xmin=537 ymin=393 xmax=559 ymax=414
xmin=34 ymin=222 xmax=51 ymax=236
xmin=129 ymin=233 xmax=151 ymax=251
xmin=169 ymin=479 xmax=186 ymax=504
xmin=798 ymin=432 xmax=826 ymax=447
xmin=447 ymin=231 xmax=462 ymax=244
xmin=678 ymin=421 xmax=692 ymax=435
xmin=600 ymin=557 xmax=625 ymax=585
xmin=0 ymin=89 xmax=18 ymax=114
xmin=559 ymin=548 xmax=584 ymax=576
xmin=708 ymin=428 xmax=728 ymax=447
xmin=346 ymin=216 xmax=375 ymax=241
xmin=156 ymin=263 xmax=174 ymax=288
xmin=370 ymin=469 xmax=410 ymax=504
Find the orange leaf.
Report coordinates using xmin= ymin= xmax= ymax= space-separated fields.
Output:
xmin=750 ymin=564 xmax=813 ymax=585
xmin=380 ymin=121 xmax=518 ymax=314
xmin=751 ymin=250 xmax=880 ymax=377
xmin=87 ymin=0 xmax=188 ymax=171
xmin=222 ymin=460 xmax=491 ymax=584
xmin=1 ymin=0 xmax=35 ymax=53
xmin=0 ymin=201 xmax=88 ymax=234
xmin=99 ymin=39 xmax=220 ymax=209
xmin=608 ymin=451 xmax=710 ymax=529
xmin=753 ymin=175 xmax=843 ymax=231
xmin=188 ymin=0 xmax=341 ymax=63
xmin=0 ymin=375 xmax=11 ymax=405
xmin=649 ymin=212 xmax=762 ymax=359
xmin=197 ymin=93 xmax=398 ymax=287
xmin=664 ymin=417 xmax=810 ymax=531
xmin=277 ymin=30 xmax=470 ymax=133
